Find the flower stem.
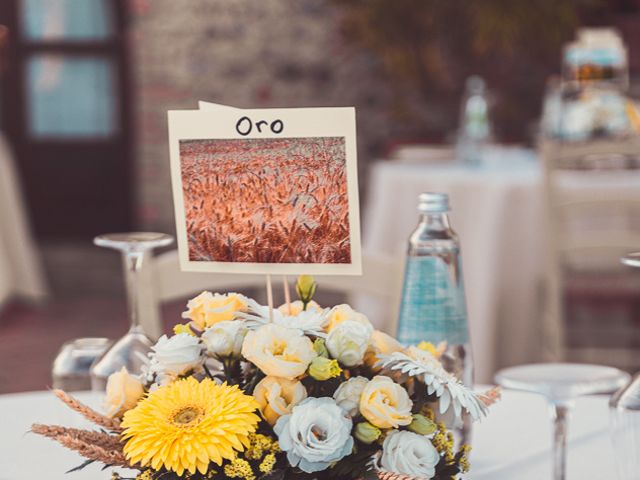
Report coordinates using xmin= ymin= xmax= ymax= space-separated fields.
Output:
xmin=222 ymin=359 xmax=242 ymax=385
xmin=203 ymin=363 xmax=215 ymax=381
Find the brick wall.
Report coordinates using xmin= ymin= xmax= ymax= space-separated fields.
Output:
xmin=128 ymin=0 xmax=433 ymax=232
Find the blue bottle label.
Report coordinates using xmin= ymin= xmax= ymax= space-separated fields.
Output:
xmin=397 ymin=256 xmax=469 ymax=345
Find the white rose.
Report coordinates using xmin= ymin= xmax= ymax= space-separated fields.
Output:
xmin=326 ymin=320 xmax=372 ymax=367
xmin=253 ymin=376 xmax=307 ymax=425
xmin=333 ymin=376 xmax=369 ymax=416
xmin=274 ymin=397 xmax=354 ymax=473
xmin=327 ymin=304 xmax=373 ymax=333
xmin=241 ymin=324 xmax=316 ymax=379
xmin=201 ymin=320 xmax=247 ymax=359
xmin=380 ymin=431 xmax=440 ymax=479
xmin=360 ymin=375 xmax=413 ymax=428
xmin=103 ymin=367 xmax=144 ymax=418
xmin=149 ymin=333 xmax=203 ymax=376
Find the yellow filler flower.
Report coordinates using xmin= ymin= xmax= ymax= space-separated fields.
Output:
xmin=121 ymin=377 xmax=260 ymax=476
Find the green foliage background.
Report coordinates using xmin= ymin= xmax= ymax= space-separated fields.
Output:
xmin=333 ymin=0 xmax=601 ymax=141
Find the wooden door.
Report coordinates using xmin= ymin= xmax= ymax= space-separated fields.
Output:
xmin=0 ymin=0 xmax=133 ymax=240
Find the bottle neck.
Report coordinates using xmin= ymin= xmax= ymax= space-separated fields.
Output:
xmin=419 ymin=212 xmax=452 ymax=231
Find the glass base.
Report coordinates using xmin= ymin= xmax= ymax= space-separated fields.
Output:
xmin=90 ymin=329 xmax=153 ymax=391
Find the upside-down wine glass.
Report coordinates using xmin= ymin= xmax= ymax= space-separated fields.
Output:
xmin=90 ymin=232 xmax=174 ymax=391
xmin=496 ymin=363 xmax=629 ymax=480
xmin=608 ymin=252 xmax=640 ymax=479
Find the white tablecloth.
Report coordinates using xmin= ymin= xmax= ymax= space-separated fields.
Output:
xmin=363 ymin=160 xmax=544 ymax=383
xmin=0 ymin=134 xmax=48 ymax=309
xmin=0 ymin=389 xmax=618 ymax=479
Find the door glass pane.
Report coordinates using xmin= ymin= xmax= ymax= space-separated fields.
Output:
xmin=26 ymin=55 xmax=117 ymax=138
xmin=21 ymin=0 xmax=113 ymax=41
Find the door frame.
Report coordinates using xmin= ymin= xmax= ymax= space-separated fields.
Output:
xmin=0 ymin=0 xmax=134 ymax=239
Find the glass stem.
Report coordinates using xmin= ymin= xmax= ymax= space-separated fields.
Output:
xmin=551 ymin=401 xmax=573 ymax=480
xmin=122 ymin=250 xmax=145 ymax=332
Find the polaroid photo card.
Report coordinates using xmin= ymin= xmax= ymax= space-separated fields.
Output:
xmin=168 ymin=107 xmax=361 ymax=275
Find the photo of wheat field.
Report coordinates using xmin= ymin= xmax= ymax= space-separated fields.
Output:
xmin=179 ymin=137 xmax=351 ymax=264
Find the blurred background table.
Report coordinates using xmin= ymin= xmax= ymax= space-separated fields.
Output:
xmin=361 ymin=149 xmax=543 ymax=383
xmin=0 ymin=388 xmax=614 ymax=480
xmin=0 ymin=134 xmax=48 ymax=311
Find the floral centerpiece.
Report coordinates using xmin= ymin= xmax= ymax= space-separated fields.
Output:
xmin=33 ymin=276 xmax=499 ymax=480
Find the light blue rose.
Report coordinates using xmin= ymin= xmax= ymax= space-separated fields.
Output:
xmin=274 ymin=397 xmax=354 ymax=473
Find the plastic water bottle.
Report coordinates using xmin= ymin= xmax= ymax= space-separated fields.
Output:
xmin=396 ymin=192 xmax=474 ymax=443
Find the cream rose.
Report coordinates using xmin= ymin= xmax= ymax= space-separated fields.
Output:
xmin=103 ymin=367 xmax=144 ymax=418
xmin=326 ymin=304 xmax=373 ymax=333
xmin=201 ymin=320 xmax=247 ymax=359
xmin=181 ymin=291 xmax=248 ymax=329
xmin=326 ymin=320 xmax=372 ymax=367
xmin=277 ymin=300 xmax=321 ymax=316
xmin=360 ymin=375 xmax=413 ymax=428
xmin=365 ymin=330 xmax=404 ymax=368
xmin=333 ymin=376 xmax=369 ymax=416
xmin=149 ymin=333 xmax=204 ymax=377
xmin=253 ymin=376 xmax=307 ymax=425
xmin=241 ymin=324 xmax=316 ymax=379
xmin=380 ymin=431 xmax=440 ymax=479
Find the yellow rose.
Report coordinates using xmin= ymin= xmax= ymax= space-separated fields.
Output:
xmin=181 ymin=291 xmax=248 ymax=329
xmin=327 ymin=304 xmax=372 ymax=333
xmin=364 ymin=330 xmax=404 ymax=368
xmin=360 ymin=375 xmax=413 ymax=429
xmin=241 ymin=324 xmax=316 ymax=379
xmin=277 ymin=300 xmax=321 ymax=316
xmin=104 ymin=367 xmax=145 ymax=418
xmin=253 ymin=376 xmax=307 ymax=425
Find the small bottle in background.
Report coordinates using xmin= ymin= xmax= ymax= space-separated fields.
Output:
xmin=456 ymin=76 xmax=492 ymax=167
xmin=396 ymin=192 xmax=474 ymax=444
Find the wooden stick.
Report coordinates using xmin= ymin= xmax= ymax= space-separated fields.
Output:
xmin=283 ymin=275 xmax=292 ymax=315
xmin=266 ymin=274 xmax=274 ymax=322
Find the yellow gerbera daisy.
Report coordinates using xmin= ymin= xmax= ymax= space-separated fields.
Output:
xmin=121 ymin=377 xmax=260 ymax=476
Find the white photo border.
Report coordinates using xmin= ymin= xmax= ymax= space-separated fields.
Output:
xmin=168 ymin=107 xmax=362 ymax=275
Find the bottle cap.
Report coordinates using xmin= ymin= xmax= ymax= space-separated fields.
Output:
xmin=418 ymin=192 xmax=450 ymax=213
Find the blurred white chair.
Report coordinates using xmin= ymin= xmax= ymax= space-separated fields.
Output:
xmin=540 ymin=137 xmax=640 ymax=367
xmin=0 ymin=133 xmax=48 ymax=310
xmin=139 ymin=249 xmax=405 ymax=339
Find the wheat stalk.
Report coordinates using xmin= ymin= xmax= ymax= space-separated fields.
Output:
xmin=31 ymin=424 xmax=123 ymax=451
xmin=52 ymin=389 xmax=122 ymax=432
xmin=479 ymin=386 xmax=502 ymax=407
xmin=377 ymin=472 xmax=425 ymax=480
xmin=32 ymin=427 xmax=131 ymax=468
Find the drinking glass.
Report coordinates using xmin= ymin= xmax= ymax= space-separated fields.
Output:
xmin=90 ymin=232 xmax=173 ymax=391
xmin=496 ymin=363 xmax=629 ymax=480
xmin=609 ymin=251 xmax=640 ymax=479
xmin=52 ymin=337 xmax=111 ymax=391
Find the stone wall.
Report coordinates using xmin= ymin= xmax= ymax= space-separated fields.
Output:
xmin=129 ymin=0 xmax=432 ymax=232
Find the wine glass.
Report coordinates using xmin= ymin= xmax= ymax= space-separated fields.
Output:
xmin=496 ymin=363 xmax=629 ymax=480
xmin=90 ymin=232 xmax=174 ymax=391
xmin=608 ymin=251 xmax=640 ymax=479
